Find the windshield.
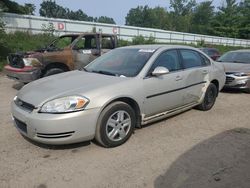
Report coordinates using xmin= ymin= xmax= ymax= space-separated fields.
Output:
xmin=84 ymin=48 xmax=155 ymax=77
xmin=217 ymin=51 xmax=250 ymax=64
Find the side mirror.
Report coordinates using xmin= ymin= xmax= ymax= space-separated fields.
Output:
xmin=151 ymin=66 xmax=170 ymax=76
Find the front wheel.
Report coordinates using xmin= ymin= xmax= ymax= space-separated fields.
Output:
xmin=95 ymin=102 xmax=136 ymax=148
xmin=196 ymin=83 xmax=218 ymax=111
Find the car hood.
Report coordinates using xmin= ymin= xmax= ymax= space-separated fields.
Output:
xmin=17 ymin=70 xmax=128 ymax=107
xmin=221 ymin=62 xmax=250 ymax=73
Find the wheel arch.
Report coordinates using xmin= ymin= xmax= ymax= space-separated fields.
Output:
xmin=99 ymin=97 xmax=142 ymax=128
xmin=42 ymin=62 xmax=70 ymax=75
xmin=211 ymin=79 xmax=219 ymax=96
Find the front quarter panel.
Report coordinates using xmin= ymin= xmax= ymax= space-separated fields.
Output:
xmin=82 ymin=78 xmax=144 ymax=113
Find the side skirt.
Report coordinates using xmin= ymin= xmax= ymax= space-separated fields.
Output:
xmin=141 ymin=102 xmax=199 ymax=125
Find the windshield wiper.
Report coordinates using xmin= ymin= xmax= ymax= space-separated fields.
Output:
xmin=80 ymin=67 xmax=88 ymax=71
xmin=91 ymin=70 xmax=117 ymax=76
xmin=232 ymin=60 xmax=248 ymax=64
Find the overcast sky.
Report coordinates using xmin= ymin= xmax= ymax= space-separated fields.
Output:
xmin=14 ymin=0 xmax=224 ymax=25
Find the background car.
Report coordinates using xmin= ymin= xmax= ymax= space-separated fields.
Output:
xmin=217 ymin=49 xmax=250 ymax=93
xmin=199 ymin=48 xmax=221 ymax=61
xmin=4 ymin=33 xmax=118 ymax=83
xmin=11 ymin=45 xmax=225 ymax=147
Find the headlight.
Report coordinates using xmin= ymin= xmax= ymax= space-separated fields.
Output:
xmin=23 ymin=58 xmax=41 ymax=67
xmin=40 ymin=96 xmax=89 ymax=113
xmin=233 ymin=72 xmax=249 ymax=77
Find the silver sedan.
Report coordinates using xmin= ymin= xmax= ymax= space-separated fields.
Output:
xmin=217 ymin=50 xmax=250 ymax=93
xmin=11 ymin=45 xmax=226 ymax=147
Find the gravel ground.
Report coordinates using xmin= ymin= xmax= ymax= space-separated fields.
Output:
xmin=0 ymin=73 xmax=250 ymax=188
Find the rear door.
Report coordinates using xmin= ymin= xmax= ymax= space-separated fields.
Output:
xmin=179 ymin=49 xmax=211 ymax=105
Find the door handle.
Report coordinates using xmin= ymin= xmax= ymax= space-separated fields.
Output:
xmin=202 ymin=70 xmax=208 ymax=74
xmin=175 ymin=75 xmax=183 ymax=81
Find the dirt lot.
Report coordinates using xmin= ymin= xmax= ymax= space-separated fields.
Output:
xmin=0 ymin=73 xmax=250 ymax=188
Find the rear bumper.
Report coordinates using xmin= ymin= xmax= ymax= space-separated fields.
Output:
xmin=4 ymin=65 xmax=41 ymax=83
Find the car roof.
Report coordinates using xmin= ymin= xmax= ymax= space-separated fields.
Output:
xmin=199 ymin=47 xmax=218 ymax=50
xmin=120 ymin=44 xmax=199 ymax=51
xmin=232 ymin=49 xmax=250 ymax=53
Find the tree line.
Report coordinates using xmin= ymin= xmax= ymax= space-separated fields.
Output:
xmin=0 ymin=0 xmax=250 ymax=39
xmin=0 ymin=0 xmax=116 ymax=24
xmin=126 ymin=0 xmax=250 ymax=39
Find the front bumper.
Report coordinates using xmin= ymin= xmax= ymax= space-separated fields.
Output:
xmin=4 ymin=65 xmax=41 ymax=83
xmin=224 ymin=74 xmax=250 ymax=89
xmin=11 ymin=101 xmax=100 ymax=145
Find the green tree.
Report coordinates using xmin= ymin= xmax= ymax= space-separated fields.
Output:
xmin=125 ymin=6 xmax=145 ymax=27
xmin=1 ymin=0 xmax=35 ymax=15
xmin=169 ymin=0 xmax=196 ymax=32
xmin=238 ymin=0 xmax=250 ymax=39
xmin=97 ymin=16 xmax=116 ymax=24
xmin=191 ymin=1 xmax=214 ymax=34
xmin=212 ymin=0 xmax=240 ymax=37
xmin=40 ymin=0 xmax=67 ymax=18
xmin=0 ymin=2 xmax=5 ymax=34
xmin=23 ymin=3 xmax=36 ymax=15
xmin=126 ymin=6 xmax=170 ymax=30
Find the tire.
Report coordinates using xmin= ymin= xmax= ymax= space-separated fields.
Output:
xmin=43 ymin=68 xmax=65 ymax=77
xmin=244 ymin=88 xmax=250 ymax=94
xmin=95 ymin=101 xmax=136 ymax=148
xmin=196 ymin=83 xmax=218 ymax=111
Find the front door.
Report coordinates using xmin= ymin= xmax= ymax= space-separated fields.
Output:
xmin=143 ymin=50 xmax=185 ymax=117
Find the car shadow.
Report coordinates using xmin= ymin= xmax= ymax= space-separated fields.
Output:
xmin=12 ymin=82 xmax=24 ymax=90
xmin=22 ymin=135 xmax=91 ymax=150
xmin=221 ymin=88 xmax=247 ymax=94
xmin=154 ymin=128 xmax=250 ymax=188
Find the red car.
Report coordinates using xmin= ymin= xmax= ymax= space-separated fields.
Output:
xmin=199 ymin=48 xmax=221 ymax=61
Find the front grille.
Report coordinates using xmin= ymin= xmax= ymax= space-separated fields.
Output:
xmin=226 ymin=76 xmax=235 ymax=84
xmin=14 ymin=118 xmax=27 ymax=133
xmin=8 ymin=54 xmax=25 ymax=68
xmin=15 ymin=98 xmax=35 ymax=112
xmin=36 ymin=131 xmax=75 ymax=139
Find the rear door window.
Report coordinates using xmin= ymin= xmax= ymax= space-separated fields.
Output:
xmin=180 ymin=50 xmax=203 ymax=69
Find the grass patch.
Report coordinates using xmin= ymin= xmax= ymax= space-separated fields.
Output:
xmin=0 ymin=31 xmax=55 ymax=71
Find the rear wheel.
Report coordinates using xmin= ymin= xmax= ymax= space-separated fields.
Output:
xmin=95 ymin=102 xmax=136 ymax=148
xmin=196 ymin=83 xmax=218 ymax=111
xmin=43 ymin=68 xmax=65 ymax=77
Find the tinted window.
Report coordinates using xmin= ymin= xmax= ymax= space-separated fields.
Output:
xmin=180 ymin=50 xmax=203 ymax=68
xmin=149 ymin=50 xmax=181 ymax=73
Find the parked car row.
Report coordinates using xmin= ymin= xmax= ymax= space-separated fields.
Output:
xmin=3 ymin=34 xmax=250 ymax=147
